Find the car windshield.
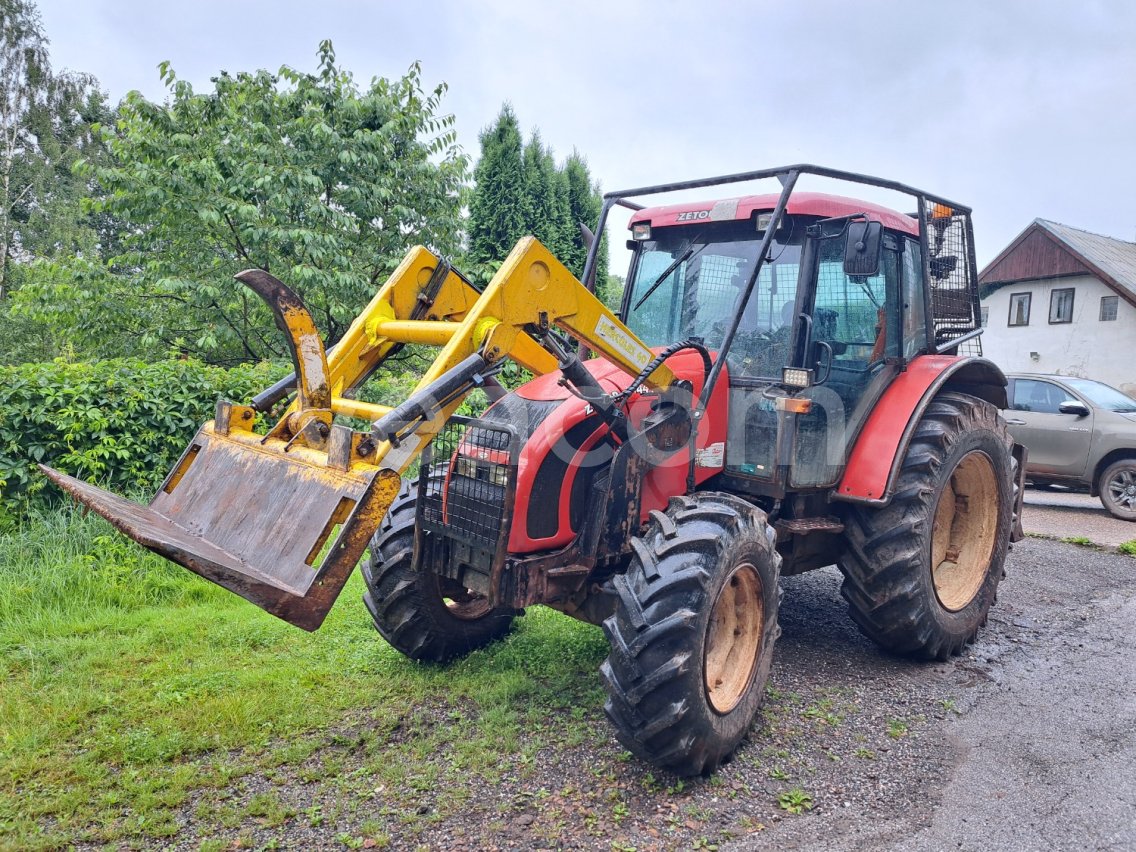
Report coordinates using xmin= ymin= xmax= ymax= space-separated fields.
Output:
xmin=623 ymin=219 xmax=803 ymax=374
xmin=1062 ymin=378 xmax=1136 ymax=412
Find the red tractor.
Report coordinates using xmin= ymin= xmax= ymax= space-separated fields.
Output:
xmin=46 ymin=165 xmax=1025 ymax=776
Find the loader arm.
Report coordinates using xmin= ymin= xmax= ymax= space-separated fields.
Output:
xmin=42 ymin=237 xmax=672 ymax=631
xmin=359 ymin=236 xmax=675 ymax=472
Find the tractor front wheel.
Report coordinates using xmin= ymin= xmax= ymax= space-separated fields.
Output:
xmin=600 ymin=493 xmax=781 ymax=776
xmin=839 ymin=392 xmax=1013 ymax=660
xmin=362 ymin=477 xmax=515 ymax=662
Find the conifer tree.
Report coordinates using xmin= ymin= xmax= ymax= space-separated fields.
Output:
xmin=563 ymin=151 xmax=607 ymax=284
xmin=467 ymin=104 xmax=526 ymax=272
xmin=468 ymin=106 xmax=607 ymax=288
xmin=521 ymin=132 xmax=574 ymax=261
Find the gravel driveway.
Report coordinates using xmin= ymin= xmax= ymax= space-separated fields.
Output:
xmin=720 ymin=535 xmax=1136 ymax=852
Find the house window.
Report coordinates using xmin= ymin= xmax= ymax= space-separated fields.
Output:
xmin=980 ymin=306 xmax=989 ymax=327
xmin=1100 ymin=295 xmax=1118 ymax=321
xmin=1049 ymin=288 xmax=1074 ymax=324
xmin=1008 ymin=292 xmax=1031 ymax=327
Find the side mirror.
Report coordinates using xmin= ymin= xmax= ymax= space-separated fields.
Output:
xmin=1059 ymin=400 xmax=1090 ymax=417
xmin=844 ymin=220 xmax=883 ymax=277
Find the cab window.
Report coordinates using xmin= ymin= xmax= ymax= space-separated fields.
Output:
xmin=623 ymin=219 xmax=803 ymax=376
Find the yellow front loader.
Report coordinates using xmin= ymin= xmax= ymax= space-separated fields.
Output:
xmin=42 ymin=237 xmax=674 ymax=631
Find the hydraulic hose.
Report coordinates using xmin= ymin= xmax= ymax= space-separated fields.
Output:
xmin=615 ymin=338 xmax=713 ymax=405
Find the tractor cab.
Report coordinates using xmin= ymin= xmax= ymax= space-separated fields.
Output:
xmin=619 ymin=189 xmax=970 ymax=496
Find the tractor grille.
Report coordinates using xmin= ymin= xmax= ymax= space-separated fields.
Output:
xmin=417 ymin=415 xmax=519 ymax=583
xmin=923 ymin=203 xmax=982 ymax=357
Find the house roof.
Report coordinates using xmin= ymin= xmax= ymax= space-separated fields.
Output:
xmin=979 ymin=219 xmax=1136 ymax=307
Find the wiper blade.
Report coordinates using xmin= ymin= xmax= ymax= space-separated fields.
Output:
xmin=634 ymin=246 xmax=694 ymax=311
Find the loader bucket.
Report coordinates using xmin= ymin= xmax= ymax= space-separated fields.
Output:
xmin=39 ymin=265 xmax=403 ymax=631
xmin=40 ymin=421 xmax=401 ymax=631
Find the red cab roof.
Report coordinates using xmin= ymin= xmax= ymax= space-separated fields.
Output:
xmin=628 ymin=191 xmax=920 ymax=237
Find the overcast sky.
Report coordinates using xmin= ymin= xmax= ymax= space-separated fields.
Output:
xmin=33 ymin=0 xmax=1136 ymax=272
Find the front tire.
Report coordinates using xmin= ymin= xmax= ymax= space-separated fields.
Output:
xmin=839 ymin=392 xmax=1013 ymax=660
xmin=361 ymin=478 xmax=515 ymax=662
xmin=600 ymin=493 xmax=780 ymax=776
xmin=1098 ymin=459 xmax=1136 ymax=521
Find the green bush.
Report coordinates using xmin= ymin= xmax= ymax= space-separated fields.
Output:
xmin=0 ymin=358 xmax=283 ymax=525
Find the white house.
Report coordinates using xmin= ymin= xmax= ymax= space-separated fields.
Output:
xmin=978 ymin=219 xmax=1136 ymax=396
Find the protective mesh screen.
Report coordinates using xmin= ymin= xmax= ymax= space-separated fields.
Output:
xmin=924 ymin=206 xmax=982 ymax=356
xmin=685 ymin=254 xmax=744 ymax=341
xmin=419 ymin=415 xmax=514 ymax=553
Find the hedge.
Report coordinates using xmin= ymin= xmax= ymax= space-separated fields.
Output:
xmin=0 ymin=358 xmax=283 ymax=527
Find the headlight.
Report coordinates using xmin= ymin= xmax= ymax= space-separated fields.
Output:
xmin=782 ymin=367 xmax=813 ymax=389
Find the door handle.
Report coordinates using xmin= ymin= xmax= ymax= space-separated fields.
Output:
xmin=814 ymin=340 xmax=834 ymax=385
xmin=1004 ymin=418 xmax=1026 ymax=426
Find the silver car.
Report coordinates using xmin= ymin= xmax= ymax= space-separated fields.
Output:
xmin=1004 ymin=374 xmax=1136 ymax=520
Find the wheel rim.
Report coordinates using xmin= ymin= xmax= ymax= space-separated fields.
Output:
xmin=1106 ymin=468 xmax=1136 ymax=512
xmin=931 ymin=451 xmax=999 ymax=612
xmin=441 ymin=590 xmax=493 ymax=621
xmin=704 ymin=562 xmax=764 ymax=715
xmin=437 ymin=578 xmax=494 ymax=621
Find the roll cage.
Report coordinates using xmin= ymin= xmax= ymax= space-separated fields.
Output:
xmin=582 ymin=164 xmax=983 ymax=410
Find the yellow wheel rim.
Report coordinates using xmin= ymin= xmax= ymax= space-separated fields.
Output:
xmin=704 ymin=562 xmax=765 ymax=714
xmin=931 ymin=451 xmax=999 ymax=612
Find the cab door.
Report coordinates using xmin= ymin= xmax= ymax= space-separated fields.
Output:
xmin=1005 ymin=378 xmax=1093 ymax=476
xmin=789 ymin=228 xmax=906 ymax=488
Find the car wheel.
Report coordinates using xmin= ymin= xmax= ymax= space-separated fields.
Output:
xmin=1099 ymin=459 xmax=1136 ymax=521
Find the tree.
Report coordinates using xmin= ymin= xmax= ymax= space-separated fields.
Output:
xmin=562 ymin=151 xmax=607 ymax=283
xmin=62 ymin=42 xmax=467 ymax=365
xmin=467 ymin=104 xmax=526 ymax=278
xmin=467 ymin=106 xmax=606 ymax=288
xmin=0 ymin=0 xmax=107 ymax=301
xmin=521 ymin=132 xmax=572 ymax=260
xmin=598 ymin=273 xmax=624 ymax=312
xmin=0 ymin=0 xmax=113 ymax=364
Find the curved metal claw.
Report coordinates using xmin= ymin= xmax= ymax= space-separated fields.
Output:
xmin=235 ymin=269 xmax=331 ymax=412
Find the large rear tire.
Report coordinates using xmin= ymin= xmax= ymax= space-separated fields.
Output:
xmin=839 ymin=392 xmax=1013 ymax=660
xmin=361 ymin=478 xmax=515 ymax=662
xmin=600 ymin=493 xmax=781 ymax=777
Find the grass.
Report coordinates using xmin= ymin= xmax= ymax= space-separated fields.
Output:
xmin=886 ymin=718 xmax=909 ymax=739
xmin=0 ymin=508 xmax=609 ymax=849
xmin=1061 ymin=536 xmax=1095 ymax=548
xmin=1056 ymin=535 xmax=1136 ymax=557
xmin=776 ymin=788 xmax=813 ymax=814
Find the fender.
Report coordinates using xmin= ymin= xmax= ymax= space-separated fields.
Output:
xmin=833 ymin=355 xmax=1009 ymax=506
xmin=505 ymin=349 xmax=729 ymax=553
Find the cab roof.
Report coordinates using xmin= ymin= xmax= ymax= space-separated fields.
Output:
xmin=627 ymin=191 xmax=920 ymax=237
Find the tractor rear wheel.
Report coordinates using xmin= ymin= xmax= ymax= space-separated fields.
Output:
xmin=839 ymin=392 xmax=1013 ymax=660
xmin=600 ymin=493 xmax=780 ymax=777
xmin=361 ymin=477 xmax=515 ymax=662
